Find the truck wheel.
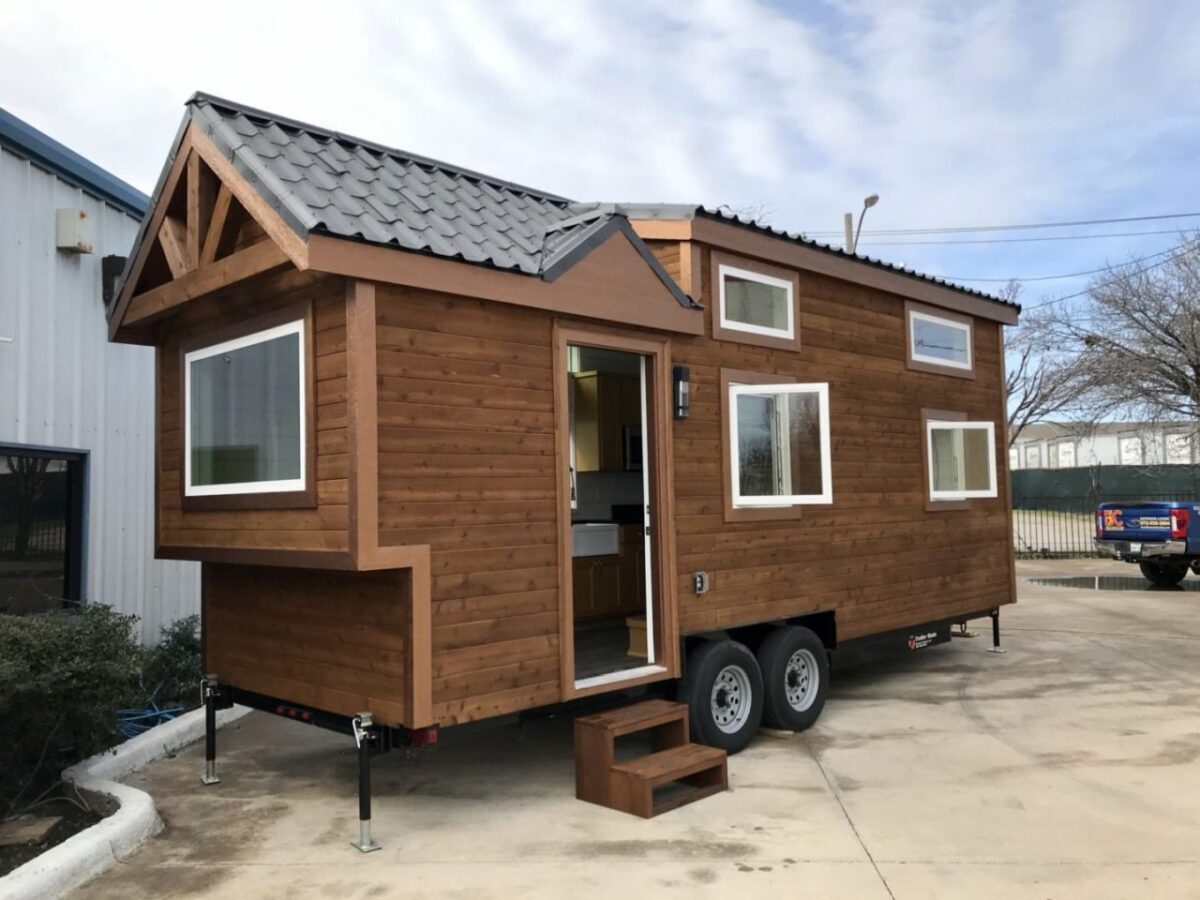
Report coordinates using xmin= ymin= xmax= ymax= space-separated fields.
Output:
xmin=680 ymin=639 xmax=763 ymax=754
xmin=1139 ymin=560 xmax=1188 ymax=586
xmin=757 ymin=626 xmax=829 ymax=732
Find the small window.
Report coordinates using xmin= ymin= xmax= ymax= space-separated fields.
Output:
xmin=907 ymin=305 xmax=973 ymax=376
xmin=719 ymin=265 xmax=794 ymax=340
xmin=185 ymin=319 xmax=306 ymax=497
xmin=712 ymin=255 xmax=801 ymax=350
xmin=926 ymin=420 xmax=997 ymax=501
xmin=729 ymin=382 xmax=832 ymax=507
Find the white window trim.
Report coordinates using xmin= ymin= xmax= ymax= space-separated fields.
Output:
xmin=184 ymin=319 xmax=307 ymax=497
xmin=729 ymin=382 xmax=832 ymax=507
xmin=909 ymin=309 xmax=973 ymax=371
xmin=926 ymin=420 xmax=997 ymax=501
xmin=718 ymin=263 xmax=795 ymax=341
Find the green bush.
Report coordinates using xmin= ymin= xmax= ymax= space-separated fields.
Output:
xmin=0 ymin=608 xmax=203 ymax=816
xmin=142 ymin=614 xmax=201 ymax=708
xmin=0 ymin=605 xmax=143 ymax=815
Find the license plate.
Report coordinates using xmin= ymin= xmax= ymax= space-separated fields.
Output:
xmin=1130 ymin=542 xmax=1142 ymax=554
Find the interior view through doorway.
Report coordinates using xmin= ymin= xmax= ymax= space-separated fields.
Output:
xmin=567 ymin=344 xmax=661 ymax=688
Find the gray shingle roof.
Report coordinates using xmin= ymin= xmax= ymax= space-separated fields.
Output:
xmin=183 ymin=92 xmax=1014 ymax=313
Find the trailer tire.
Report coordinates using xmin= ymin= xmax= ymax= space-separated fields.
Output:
xmin=680 ymin=640 xmax=763 ymax=754
xmin=1139 ymin=560 xmax=1188 ymax=586
xmin=757 ymin=626 xmax=829 ymax=732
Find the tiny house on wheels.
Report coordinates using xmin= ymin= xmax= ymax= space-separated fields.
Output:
xmin=110 ymin=94 xmax=1020 ymax=830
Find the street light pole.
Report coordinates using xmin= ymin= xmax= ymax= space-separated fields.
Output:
xmin=843 ymin=194 xmax=880 ymax=254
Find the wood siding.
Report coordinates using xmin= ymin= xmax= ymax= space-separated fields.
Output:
xmin=204 ymin=563 xmax=411 ymax=726
xmin=156 ymin=267 xmax=349 ymax=554
xmin=663 ymin=242 xmax=1013 ymax=641
xmin=374 ymin=285 xmax=561 ymax=726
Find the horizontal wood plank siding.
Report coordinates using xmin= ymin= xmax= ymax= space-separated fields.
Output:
xmin=204 ymin=563 xmax=410 ymax=726
xmin=375 ymin=285 xmax=561 ymax=725
xmin=661 ymin=241 xmax=1013 ymax=641
xmin=157 ymin=267 xmax=349 ymax=552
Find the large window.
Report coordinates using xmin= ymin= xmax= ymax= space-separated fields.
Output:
xmin=926 ymin=420 xmax=997 ymax=501
xmin=728 ymin=382 xmax=832 ymax=508
xmin=907 ymin=304 xmax=974 ymax=376
xmin=185 ymin=319 xmax=306 ymax=498
xmin=712 ymin=254 xmax=801 ymax=350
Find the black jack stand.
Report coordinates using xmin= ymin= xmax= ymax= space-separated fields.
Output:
xmin=201 ymin=674 xmax=222 ymax=785
xmin=350 ymin=712 xmax=382 ymax=853
xmin=988 ymin=610 xmax=1006 ymax=654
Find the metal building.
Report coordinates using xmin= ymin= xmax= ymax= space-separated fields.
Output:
xmin=0 ymin=106 xmax=199 ymax=641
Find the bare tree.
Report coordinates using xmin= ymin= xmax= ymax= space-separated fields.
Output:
xmin=1043 ymin=234 xmax=1200 ymax=430
xmin=1004 ymin=281 xmax=1094 ymax=445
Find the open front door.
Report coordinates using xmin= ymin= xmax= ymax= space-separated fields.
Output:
xmin=555 ymin=324 xmax=678 ymax=699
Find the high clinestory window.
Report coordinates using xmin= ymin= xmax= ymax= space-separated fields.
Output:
xmin=906 ymin=302 xmax=974 ymax=377
xmin=185 ymin=319 xmax=306 ymax=498
xmin=727 ymin=380 xmax=832 ymax=514
xmin=712 ymin=253 xmax=802 ymax=351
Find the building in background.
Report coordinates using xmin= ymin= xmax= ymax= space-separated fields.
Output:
xmin=0 ymin=106 xmax=199 ymax=640
xmin=1010 ymin=421 xmax=1197 ymax=471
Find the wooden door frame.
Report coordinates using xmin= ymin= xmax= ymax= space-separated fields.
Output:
xmin=553 ymin=321 xmax=680 ymax=701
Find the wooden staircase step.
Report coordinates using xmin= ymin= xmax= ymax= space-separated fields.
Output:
xmin=574 ymin=699 xmax=687 ymax=738
xmin=611 ymin=743 xmax=726 ymax=786
xmin=609 ymin=743 xmax=728 ymax=818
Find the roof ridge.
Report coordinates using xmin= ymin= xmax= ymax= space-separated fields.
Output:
xmin=187 ymin=91 xmax=572 ymax=205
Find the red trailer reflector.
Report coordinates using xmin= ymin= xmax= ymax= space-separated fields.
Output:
xmin=1171 ymin=508 xmax=1189 ymax=539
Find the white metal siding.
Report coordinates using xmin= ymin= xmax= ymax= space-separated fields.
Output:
xmin=0 ymin=145 xmax=199 ymax=642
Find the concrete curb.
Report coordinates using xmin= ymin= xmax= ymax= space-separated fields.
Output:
xmin=0 ymin=704 xmax=251 ymax=900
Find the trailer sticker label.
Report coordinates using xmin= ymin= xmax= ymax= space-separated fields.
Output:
xmin=907 ymin=631 xmax=938 ymax=650
xmin=1103 ymin=509 xmax=1124 ymax=531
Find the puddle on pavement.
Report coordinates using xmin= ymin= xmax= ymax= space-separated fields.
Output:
xmin=1030 ymin=576 xmax=1200 ymax=592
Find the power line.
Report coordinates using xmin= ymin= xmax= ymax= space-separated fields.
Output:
xmin=804 ymin=210 xmax=1200 ymax=237
xmin=1024 ymin=244 xmax=1197 ymax=310
xmin=858 ymin=228 xmax=1186 ymax=247
xmin=937 ymin=246 xmax=1181 ymax=284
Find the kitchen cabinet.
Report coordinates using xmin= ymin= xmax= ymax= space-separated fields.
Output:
xmin=572 ymin=371 xmax=641 ymax=472
xmin=572 ymin=554 xmax=624 ymax=621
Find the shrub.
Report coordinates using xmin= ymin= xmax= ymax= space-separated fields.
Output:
xmin=0 ymin=605 xmax=143 ymax=815
xmin=141 ymin=614 xmax=201 ymax=709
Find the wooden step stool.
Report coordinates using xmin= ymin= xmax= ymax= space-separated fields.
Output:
xmin=574 ymin=699 xmax=727 ymax=818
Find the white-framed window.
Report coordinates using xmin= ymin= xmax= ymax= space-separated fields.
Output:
xmin=184 ymin=319 xmax=306 ymax=497
xmin=1118 ymin=435 xmax=1143 ymax=465
xmin=1008 ymin=448 xmax=1020 ymax=470
xmin=1166 ymin=433 xmax=1193 ymax=464
xmin=729 ymin=382 xmax=832 ymax=507
xmin=908 ymin=309 xmax=973 ymax=372
xmin=1055 ymin=440 xmax=1077 ymax=468
xmin=926 ymin=420 xmax=997 ymax=501
xmin=718 ymin=264 xmax=795 ymax=342
xmin=1024 ymin=444 xmax=1041 ymax=469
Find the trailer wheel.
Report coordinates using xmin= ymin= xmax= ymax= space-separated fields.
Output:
xmin=1140 ymin=560 xmax=1188 ymax=586
xmin=757 ymin=626 xmax=829 ymax=731
xmin=680 ymin=640 xmax=763 ymax=754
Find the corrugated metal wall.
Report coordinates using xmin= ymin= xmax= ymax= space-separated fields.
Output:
xmin=0 ymin=145 xmax=200 ymax=642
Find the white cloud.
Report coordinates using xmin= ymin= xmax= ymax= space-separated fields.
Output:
xmin=2 ymin=0 xmax=1199 ymax=296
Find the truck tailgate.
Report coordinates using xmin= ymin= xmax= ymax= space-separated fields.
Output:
xmin=1097 ymin=504 xmax=1183 ymax=542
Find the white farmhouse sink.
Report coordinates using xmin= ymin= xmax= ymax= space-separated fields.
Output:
xmin=572 ymin=523 xmax=619 ymax=557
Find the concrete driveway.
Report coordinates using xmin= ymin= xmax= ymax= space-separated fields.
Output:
xmin=79 ymin=560 xmax=1200 ymax=899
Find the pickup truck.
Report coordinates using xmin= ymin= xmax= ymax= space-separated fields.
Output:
xmin=1094 ymin=501 xmax=1199 ymax=585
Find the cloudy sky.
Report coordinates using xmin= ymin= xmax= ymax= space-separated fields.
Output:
xmin=3 ymin=0 xmax=1199 ymax=306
